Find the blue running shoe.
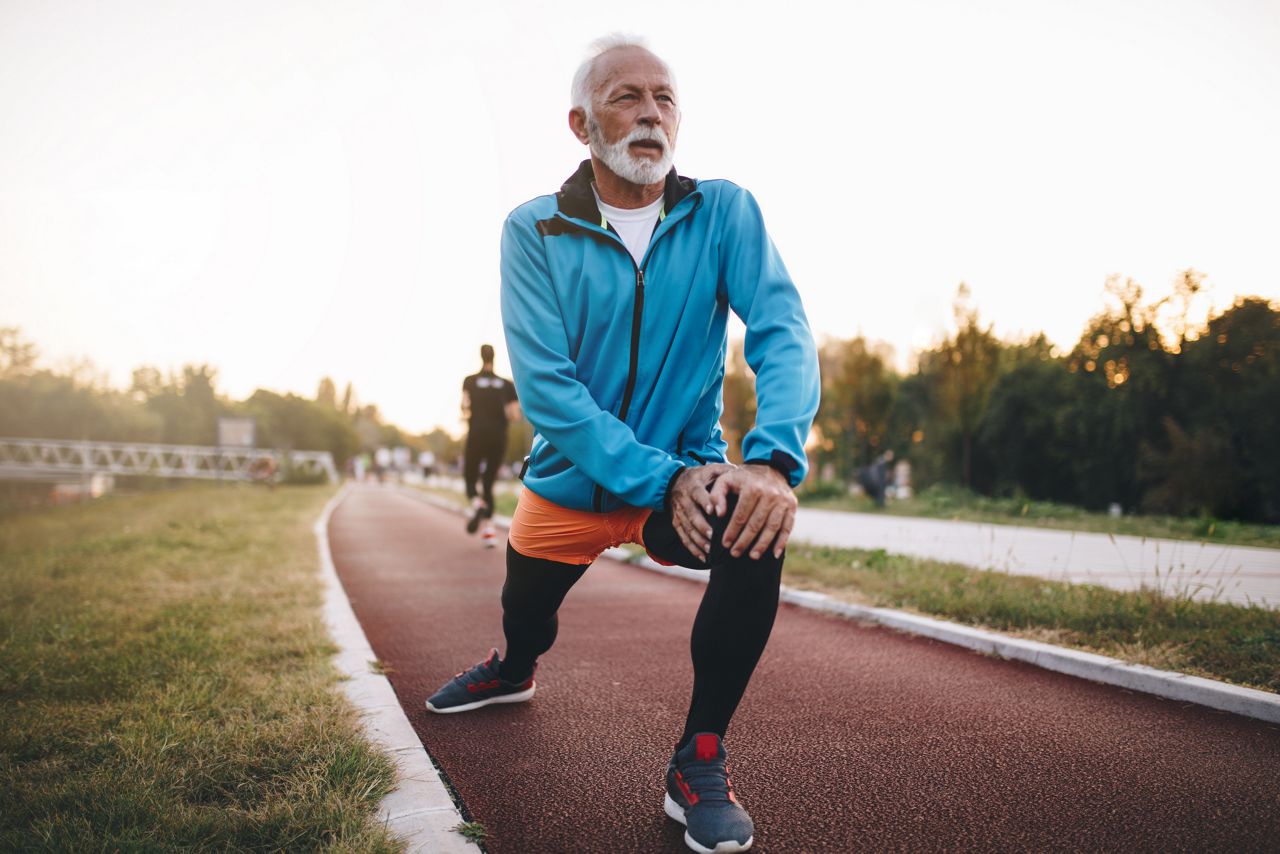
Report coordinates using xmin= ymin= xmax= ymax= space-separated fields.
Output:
xmin=425 ymin=648 xmax=535 ymax=714
xmin=664 ymin=733 xmax=754 ymax=853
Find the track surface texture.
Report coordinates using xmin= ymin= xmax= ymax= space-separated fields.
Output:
xmin=328 ymin=485 xmax=1280 ymax=853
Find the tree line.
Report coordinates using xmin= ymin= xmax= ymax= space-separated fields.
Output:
xmin=5 ymin=270 xmax=1278 ymax=523
xmin=0 ymin=328 xmax=463 ymax=472
xmin=725 ymin=272 xmax=1276 ymax=523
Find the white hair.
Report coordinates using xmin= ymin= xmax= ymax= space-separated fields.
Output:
xmin=570 ymin=33 xmax=677 ymax=114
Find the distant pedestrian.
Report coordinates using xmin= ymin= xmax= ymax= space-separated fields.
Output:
xmin=462 ymin=344 xmax=520 ymax=548
xmin=418 ymin=449 xmax=437 ymax=480
xmin=859 ymin=449 xmax=895 ymax=507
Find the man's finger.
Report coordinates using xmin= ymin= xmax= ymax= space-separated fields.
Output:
xmin=774 ymin=505 xmax=797 ymax=557
xmin=672 ymin=514 xmax=704 ymax=561
xmin=676 ymin=500 xmax=710 ymax=560
xmin=729 ymin=497 xmax=772 ymax=557
xmin=749 ymin=504 xmax=787 ymax=560
xmin=678 ymin=495 xmax=713 ymax=548
xmin=721 ymin=485 xmax=757 ymax=547
xmin=707 ymin=475 xmax=733 ymax=517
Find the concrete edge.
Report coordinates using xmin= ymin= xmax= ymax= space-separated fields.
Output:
xmin=401 ymin=485 xmax=1280 ymax=725
xmin=315 ymin=485 xmax=477 ymax=852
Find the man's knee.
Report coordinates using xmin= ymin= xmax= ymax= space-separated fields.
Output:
xmin=705 ymin=494 xmax=784 ymax=580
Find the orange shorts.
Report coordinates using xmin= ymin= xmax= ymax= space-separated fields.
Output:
xmin=508 ymin=487 xmax=653 ymax=565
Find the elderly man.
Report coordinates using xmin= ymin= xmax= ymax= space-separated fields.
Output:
xmin=427 ymin=36 xmax=819 ymax=854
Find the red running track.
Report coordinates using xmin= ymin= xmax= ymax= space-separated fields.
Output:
xmin=328 ymin=485 xmax=1280 ymax=852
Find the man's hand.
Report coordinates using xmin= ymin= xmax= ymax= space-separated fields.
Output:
xmin=668 ymin=463 xmax=735 ymax=562
xmin=707 ymin=464 xmax=797 ymax=560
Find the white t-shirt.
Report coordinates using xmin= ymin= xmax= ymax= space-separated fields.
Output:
xmin=594 ymin=188 xmax=664 ymax=266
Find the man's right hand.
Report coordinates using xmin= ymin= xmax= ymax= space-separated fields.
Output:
xmin=668 ymin=463 xmax=735 ymax=562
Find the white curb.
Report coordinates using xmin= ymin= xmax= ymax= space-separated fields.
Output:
xmin=316 ymin=485 xmax=476 ymax=852
xmin=402 ymin=485 xmax=1280 ymax=726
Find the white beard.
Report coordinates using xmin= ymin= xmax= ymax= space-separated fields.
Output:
xmin=587 ymin=118 xmax=674 ymax=187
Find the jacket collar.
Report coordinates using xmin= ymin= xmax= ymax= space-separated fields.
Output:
xmin=556 ymin=159 xmax=697 ymax=223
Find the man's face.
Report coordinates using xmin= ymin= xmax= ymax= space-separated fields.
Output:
xmin=576 ymin=47 xmax=680 ymax=187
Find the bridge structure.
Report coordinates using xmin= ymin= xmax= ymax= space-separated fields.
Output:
xmin=0 ymin=437 xmax=339 ymax=485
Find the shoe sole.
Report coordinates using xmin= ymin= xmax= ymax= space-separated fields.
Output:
xmin=663 ymin=793 xmax=753 ymax=853
xmin=466 ymin=510 xmax=482 ymax=534
xmin=425 ymin=682 xmax=535 ymax=714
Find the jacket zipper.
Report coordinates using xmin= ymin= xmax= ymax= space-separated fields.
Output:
xmin=593 ymin=263 xmax=646 ymax=512
xmin=561 ymin=203 xmax=696 ymax=513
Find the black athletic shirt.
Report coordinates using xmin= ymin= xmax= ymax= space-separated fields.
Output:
xmin=463 ymin=370 xmax=517 ymax=430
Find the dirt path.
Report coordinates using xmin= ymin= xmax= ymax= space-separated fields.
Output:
xmin=329 ymin=485 xmax=1280 ymax=852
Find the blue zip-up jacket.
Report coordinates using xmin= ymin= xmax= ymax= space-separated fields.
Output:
xmin=500 ymin=160 xmax=820 ymax=513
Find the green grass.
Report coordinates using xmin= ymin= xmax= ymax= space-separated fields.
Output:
xmin=453 ymin=821 xmax=489 ymax=844
xmin=784 ymin=544 xmax=1280 ymax=692
xmin=0 ymin=485 xmax=402 ymax=851
xmin=800 ymin=483 xmax=1280 ymax=549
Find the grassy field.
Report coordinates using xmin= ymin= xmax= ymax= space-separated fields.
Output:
xmin=800 ymin=483 xmax=1280 ymax=549
xmin=784 ymin=543 xmax=1280 ymax=692
xmin=0 ymin=485 xmax=401 ymax=851
xmin=424 ymin=482 xmax=1278 ymax=693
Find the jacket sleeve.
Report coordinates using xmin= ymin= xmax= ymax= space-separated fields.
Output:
xmin=500 ymin=214 xmax=684 ymax=510
xmin=721 ymin=187 xmax=821 ymax=486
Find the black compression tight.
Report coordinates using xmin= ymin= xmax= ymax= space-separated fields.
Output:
xmin=497 ymin=545 xmax=588 ymax=684
xmin=498 ymin=497 xmax=783 ymax=750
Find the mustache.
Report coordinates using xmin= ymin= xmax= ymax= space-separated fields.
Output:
xmin=621 ymin=125 xmax=670 ymax=152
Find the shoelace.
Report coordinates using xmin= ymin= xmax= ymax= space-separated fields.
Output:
xmin=681 ymin=758 xmax=735 ymax=805
xmin=454 ymin=658 xmax=496 ymax=681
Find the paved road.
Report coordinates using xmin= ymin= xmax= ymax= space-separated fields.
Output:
xmin=329 ymin=485 xmax=1280 ymax=852
xmin=793 ymin=508 xmax=1280 ymax=608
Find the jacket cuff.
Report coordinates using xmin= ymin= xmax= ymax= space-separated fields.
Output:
xmin=744 ymin=455 xmax=796 ymax=484
xmin=661 ymin=465 xmax=687 ymax=513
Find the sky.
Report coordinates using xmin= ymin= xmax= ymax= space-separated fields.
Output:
xmin=2 ymin=0 xmax=1278 ymax=434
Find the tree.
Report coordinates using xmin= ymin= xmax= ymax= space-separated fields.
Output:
xmin=316 ymin=377 xmax=338 ymax=409
xmin=1063 ymin=275 xmax=1175 ymax=510
xmin=923 ymin=285 xmax=1002 ymax=488
xmin=0 ymin=327 xmax=38 ymax=379
xmin=244 ymin=390 xmax=360 ymax=465
xmin=814 ymin=336 xmax=897 ymax=483
xmin=719 ymin=340 xmax=757 ymax=464
xmin=1169 ymin=297 xmax=1280 ymax=520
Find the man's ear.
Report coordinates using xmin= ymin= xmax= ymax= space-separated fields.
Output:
xmin=568 ymin=108 xmax=590 ymax=145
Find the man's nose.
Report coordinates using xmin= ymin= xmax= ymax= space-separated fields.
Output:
xmin=637 ymin=92 xmax=662 ymax=124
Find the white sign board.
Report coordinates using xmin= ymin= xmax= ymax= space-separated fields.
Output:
xmin=217 ymin=417 xmax=256 ymax=448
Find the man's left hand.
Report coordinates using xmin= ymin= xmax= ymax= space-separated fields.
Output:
xmin=707 ymin=464 xmax=797 ymax=560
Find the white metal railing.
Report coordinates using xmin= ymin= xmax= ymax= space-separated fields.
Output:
xmin=0 ymin=437 xmax=338 ymax=484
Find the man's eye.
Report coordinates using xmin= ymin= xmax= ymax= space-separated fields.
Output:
xmin=658 ymin=95 xmax=675 ymax=104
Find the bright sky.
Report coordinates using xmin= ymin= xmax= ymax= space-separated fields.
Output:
xmin=2 ymin=0 xmax=1278 ymax=434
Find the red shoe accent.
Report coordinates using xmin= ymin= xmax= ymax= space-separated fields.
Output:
xmin=674 ymin=770 xmax=700 ymax=805
xmin=467 ymin=679 xmax=500 ymax=694
xmin=695 ymin=733 xmax=719 ymax=761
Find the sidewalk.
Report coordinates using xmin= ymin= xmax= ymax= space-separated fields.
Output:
xmin=792 ymin=507 xmax=1280 ymax=607
xmin=415 ymin=474 xmax=1280 ymax=608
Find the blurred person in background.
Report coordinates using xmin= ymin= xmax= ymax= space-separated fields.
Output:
xmin=462 ymin=343 xmax=520 ymax=548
